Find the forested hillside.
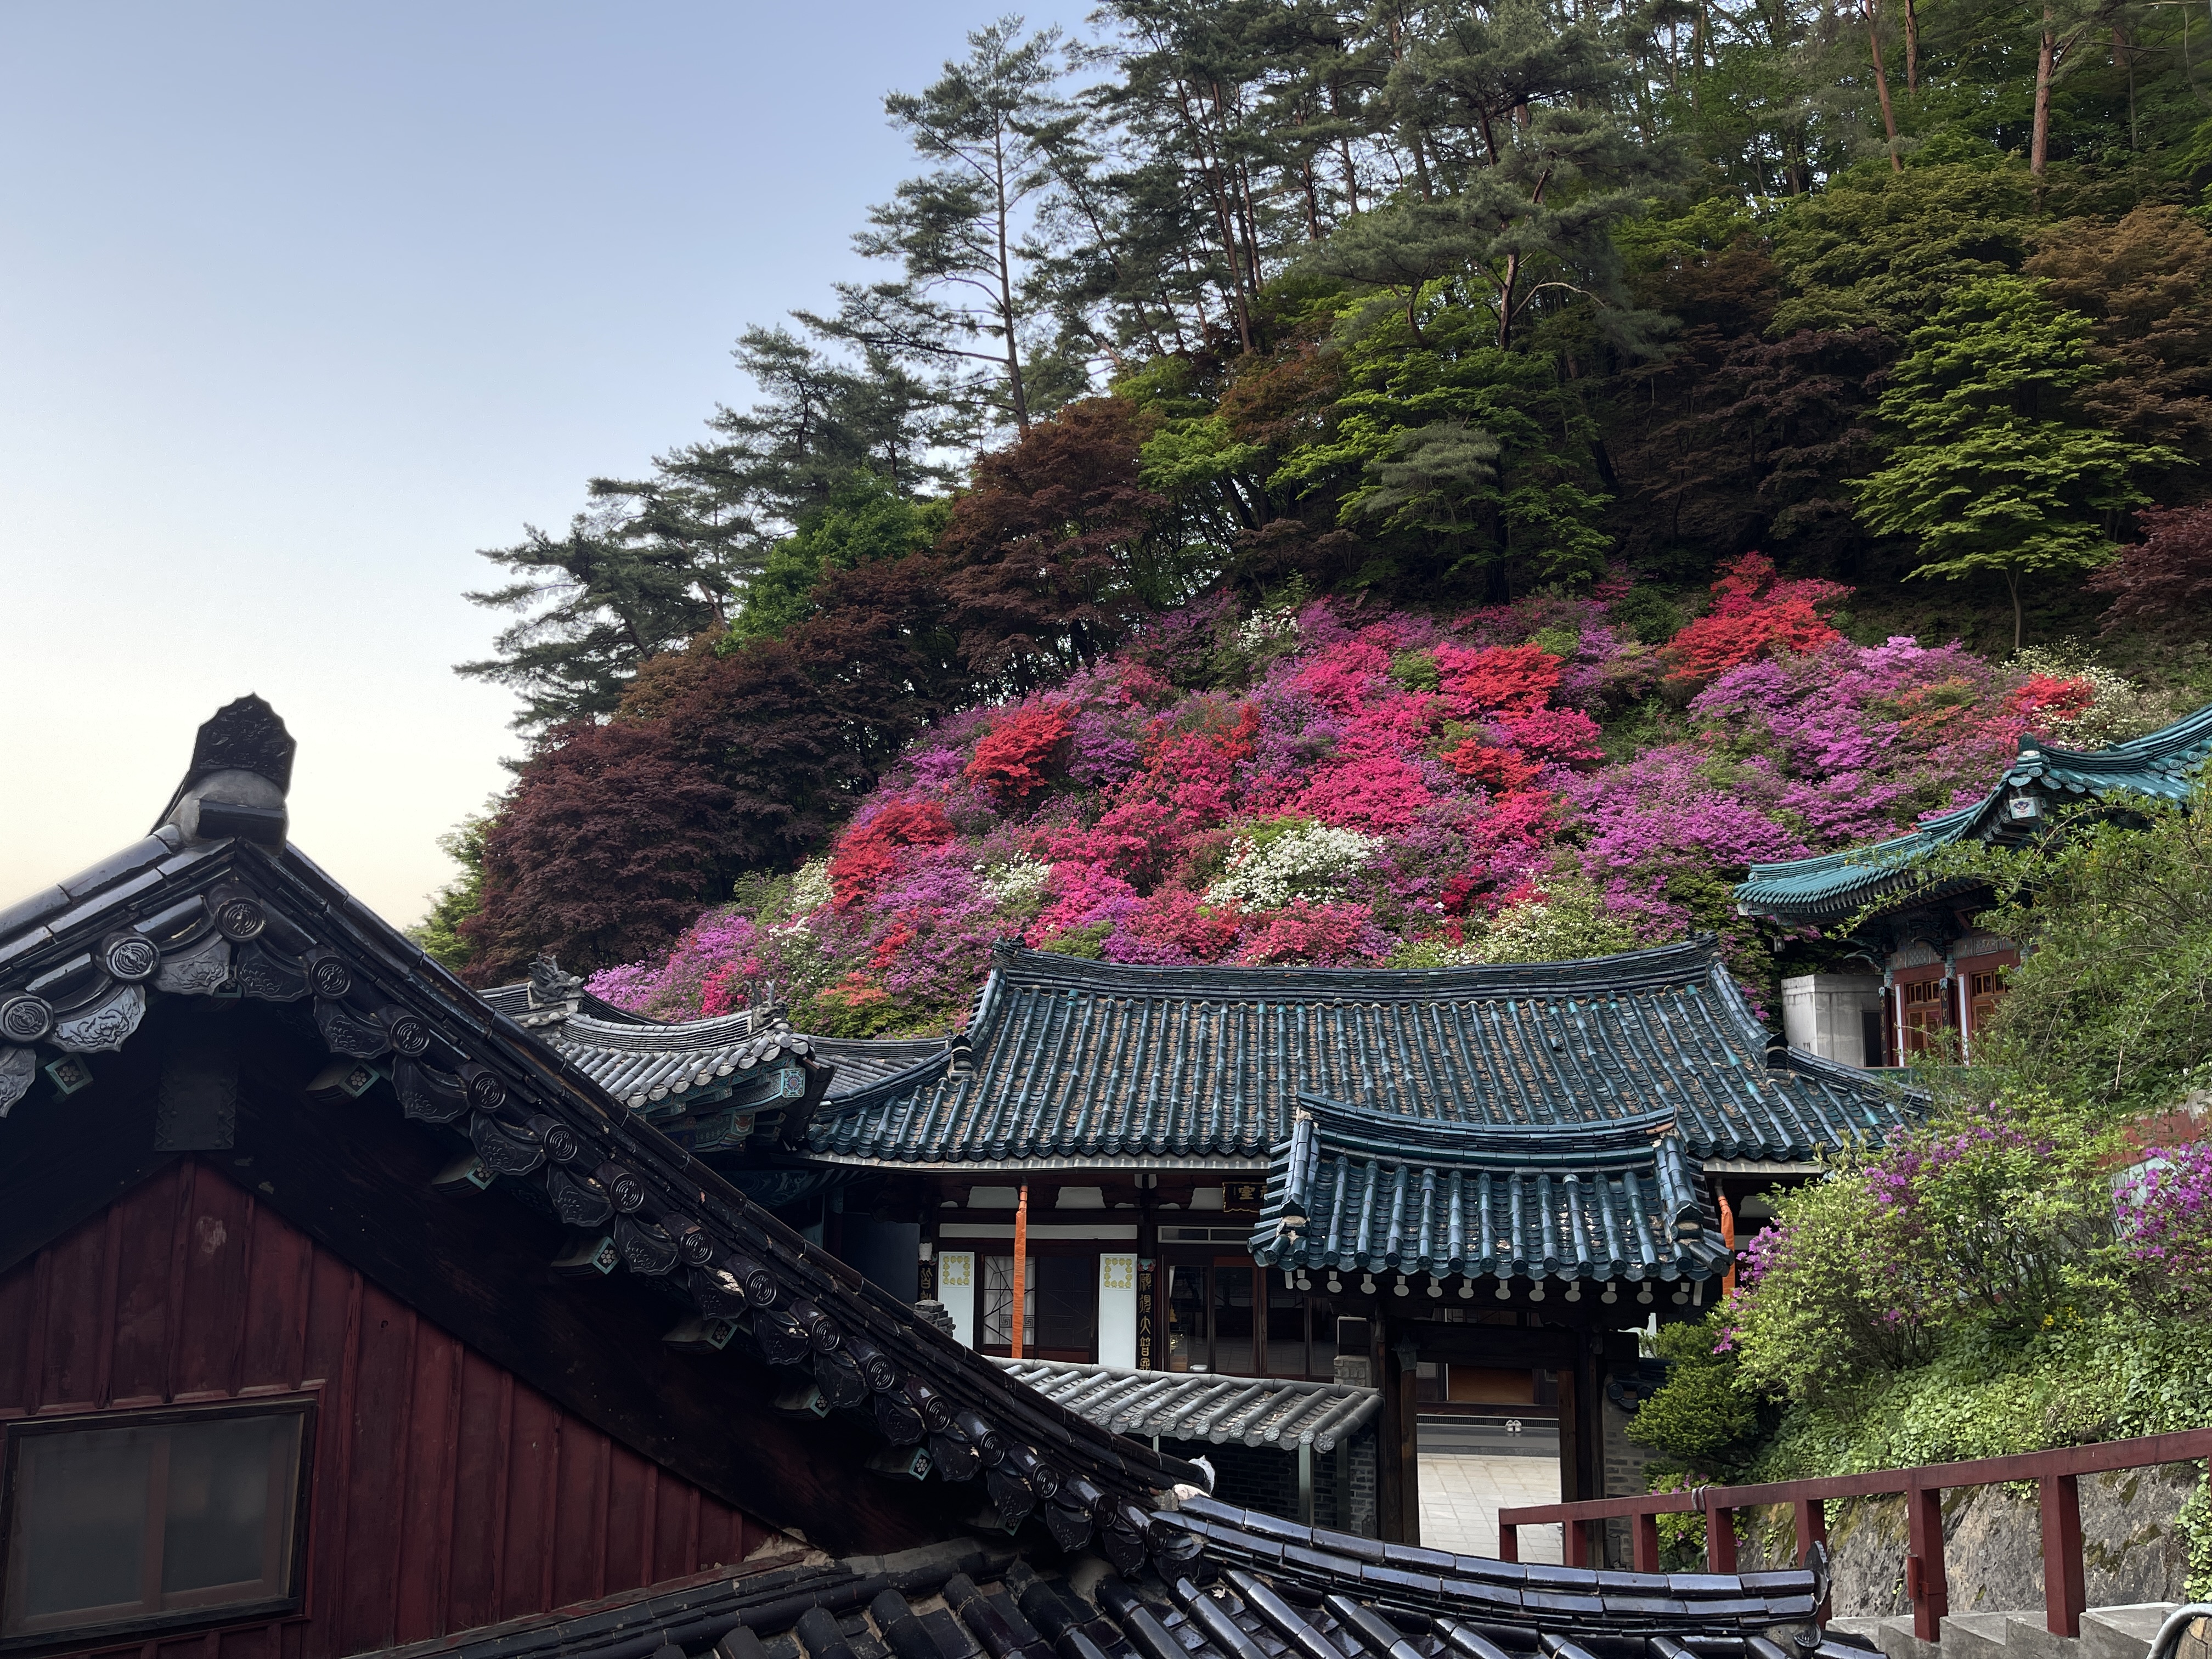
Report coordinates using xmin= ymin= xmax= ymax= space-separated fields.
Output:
xmin=428 ymin=0 xmax=2212 ymax=989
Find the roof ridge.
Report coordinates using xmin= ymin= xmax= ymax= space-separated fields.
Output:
xmin=985 ymin=935 xmax=1728 ymax=997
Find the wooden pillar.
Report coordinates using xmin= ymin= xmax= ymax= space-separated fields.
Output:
xmin=1398 ymin=1338 xmax=1421 ymax=1545
xmin=1718 ymin=1193 xmax=1737 ymax=1299
xmin=1561 ymin=1329 xmax=1605 ymax=1566
xmin=1557 ymin=1359 xmax=1581 ymax=1501
xmin=2040 ymin=1475 xmax=2085 ymax=1637
xmin=1376 ymin=1317 xmax=1404 ymax=1541
xmin=1906 ymin=1483 xmax=1949 ymax=1641
xmin=1011 ymin=1181 xmax=1029 ymax=1359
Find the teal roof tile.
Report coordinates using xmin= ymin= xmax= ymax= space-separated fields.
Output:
xmin=1249 ymin=1097 xmax=1731 ymax=1284
xmin=1736 ymin=698 xmax=2212 ymax=924
xmin=808 ymin=938 xmax=1909 ymax=1167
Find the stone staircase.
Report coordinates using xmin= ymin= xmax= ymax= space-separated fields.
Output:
xmin=1830 ymin=1605 xmax=2199 ymax=1659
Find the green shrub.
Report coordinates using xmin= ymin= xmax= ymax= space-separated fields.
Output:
xmin=1629 ymin=1312 xmax=1776 ymax=1481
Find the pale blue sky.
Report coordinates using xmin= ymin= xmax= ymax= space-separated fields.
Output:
xmin=0 ymin=0 xmax=1086 ymax=926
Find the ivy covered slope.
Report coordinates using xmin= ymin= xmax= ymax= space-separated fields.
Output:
xmin=586 ymin=561 xmax=2175 ymax=1032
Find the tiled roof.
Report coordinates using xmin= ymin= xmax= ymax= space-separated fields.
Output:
xmin=994 ymin=1357 xmax=1381 ymax=1449
xmin=363 ymin=1497 xmax=1853 ymax=1659
xmin=1250 ymin=1097 xmax=1731 ymax=1288
xmin=481 ymin=981 xmax=948 ymax=1114
xmin=0 ymin=698 xmax=1197 ymax=1547
xmin=808 ymin=940 xmax=1908 ymax=1167
xmin=1736 ymin=699 xmax=2212 ymax=924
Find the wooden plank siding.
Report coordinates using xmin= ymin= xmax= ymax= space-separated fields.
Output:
xmin=0 ymin=1158 xmax=773 ymax=1659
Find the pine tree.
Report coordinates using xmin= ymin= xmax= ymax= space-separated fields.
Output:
xmin=804 ymin=18 xmax=1079 ymax=433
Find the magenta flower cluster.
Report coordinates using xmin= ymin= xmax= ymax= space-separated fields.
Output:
xmin=2119 ymin=1142 xmax=2212 ymax=1294
xmin=588 ymin=573 xmax=2083 ymax=1029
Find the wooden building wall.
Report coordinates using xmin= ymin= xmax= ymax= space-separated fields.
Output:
xmin=0 ymin=1157 xmax=775 ymax=1659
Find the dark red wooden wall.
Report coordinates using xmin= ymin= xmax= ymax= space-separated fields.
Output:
xmin=0 ymin=1158 xmax=776 ymax=1659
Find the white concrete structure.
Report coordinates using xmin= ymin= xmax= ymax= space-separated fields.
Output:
xmin=1781 ymin=973 xmax=1884 ymax=1066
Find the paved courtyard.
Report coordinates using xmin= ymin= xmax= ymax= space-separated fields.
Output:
xmin=1415 ymin=1451 xmax=1564 ymax=1561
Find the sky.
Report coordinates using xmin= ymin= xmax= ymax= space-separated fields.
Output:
xmin=0 ymin=0 xmax=1089 ymax=929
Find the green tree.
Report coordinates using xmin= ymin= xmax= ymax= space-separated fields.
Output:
xmin=459 ymin=327 xmax=952 ymax=730
xmin=1373 ymin=0 xmax=1676 ymax=351
xmin=728 ymin=476 xmax=953 ymax=645
xmin=1853 ymin=274 xmax=2176 ymax=649
xmin=410 ymin=811 xmax=492 ymax=970
xmin=1766 ymin=147 xmax=2033 ymax=337
xmin=1272 ymin=296 xmax=1613 ymax=594
xmin=1627 ymin=1313 xmax=1774 ymax=1481
xmin=807 ymin=16 xmax=1077 ymax=433
xmin=1970 ymin=780 xmax=2212 ymax=1115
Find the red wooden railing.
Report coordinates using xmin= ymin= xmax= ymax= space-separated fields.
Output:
xmin=1498 ymin=1429 xmax=2212 ymax=1642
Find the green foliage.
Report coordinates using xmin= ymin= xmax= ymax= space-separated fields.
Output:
xmin=1034 ymin=921 xmax=1113 ymax=959
xmin=1768 ymin=151 xmax=2033 ymax=337
xmin=1725 ymin=1093 xmax=2123 ymax=1406
xmin=1972 ymin=777 xmax=2212 ymax=1114
xmin=409 ymin=812 xmax=491 ymax=969
xmin=1754 ymin=1313 xmax=2212 ymax=1483
xmin=1272 ymin=300 xmax=1613 ymax=593
xmin=1629 ymin=1313 xmax=1775 ymax=1481
xmin=1388 ymin=647 xmax=1443 ymax=692
xmin=1608 ymin=588 xmax=1685 ymax=646
xmin=1854 ymin=276 xmax=2178 ymax=648
xmin=728 ymin=476 xmax=952 ymax=645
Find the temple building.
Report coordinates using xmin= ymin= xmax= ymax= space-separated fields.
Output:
xmin=1736 ymin=701 xmax=2212 ymax=1066
xmin=499 ymin=936 xmax=1910 ymax=1542
xmin=0 ymin=697 xmax=1865 ymax=1649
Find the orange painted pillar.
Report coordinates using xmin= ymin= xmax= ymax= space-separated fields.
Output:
xmin=1011 ymin=1182 xmax=1029 ymax=1359
xmin=1719 ymin=1190 xmax=1737 ymax=1298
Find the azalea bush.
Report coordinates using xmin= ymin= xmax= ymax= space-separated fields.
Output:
xmin=588 ymin=560 xmax=2141 ymax=1032
xmin=1721 ymin=1095 xmax=2123 ymax=1406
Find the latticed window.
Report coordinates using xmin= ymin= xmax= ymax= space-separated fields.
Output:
xmin=979 ymin=1256 xmax=1097 ymax=1358
xmin=1900 ymin=979 xmax=1953 ymax=1058
xmin=1969 ymin=971 xmax=2005 ymax=1036
xmin=979 ymin=1254 xmax=1034 ymax=1351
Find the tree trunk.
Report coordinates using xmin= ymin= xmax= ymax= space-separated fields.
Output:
xmin=2115 ymin=26 xmax=2136 ymax=148
xmin=1901 ymin=0 xmax=1920 ymax=92
xmin=2007 ymin=571 xmax=2024 ymax=654
xmin=1866 ymin=0 xmax=1902 ymax=171
xmin=991 ymin=126 xmax=1030 ymax=432
xmin=2032 ymin=6 xmax=2057 ymax=179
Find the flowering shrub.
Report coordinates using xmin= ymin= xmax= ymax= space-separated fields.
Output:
xmin=586 ymin=570 xmax=2117 ymax=1031
xmin=2008 ymin=643 xmax=2176 ymax=748
xmin=1721 ymin=1096 xmax=2120 ymax=1403
xmin=1206 ymin=819 xmax=1383 ymax=909
xmin=829 ymin=799 xmax=955 ymax=909
xmin=2119 ymin=1143 xmax=2212 ymax=1305
xmin=963 ymin=702 xmax=1074 ymax=801
xmin=977 ymin=856 xmax=1052 ymax=911
xmin=1663 ymin=553 xmax=1848 ymax=682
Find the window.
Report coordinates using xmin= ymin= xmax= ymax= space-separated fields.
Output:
xmin=1969 ymin=970 xmax=2005 ymax=1036
xmin=979 ymin=1255 xmax=1034 ymax=1351
xmin=979 ymin=1255 xmax=1096 ymax=1358
xmin=1165 ymin=1261 xmax=1207 ymax=1371
xmin=1032 ymin=1257 xmax=1096 ymax=1355
xmin=2 ymin=1402 xmax=309 ymax=1643
xmin=1211 ymin=1265 xmax=1255 ymax=1375
xmin=1899 ymin=978 xmax=1953 ymax=1058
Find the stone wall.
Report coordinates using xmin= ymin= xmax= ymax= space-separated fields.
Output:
xmin=1736 ymin=1462 xmax=2200 ymax=1616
